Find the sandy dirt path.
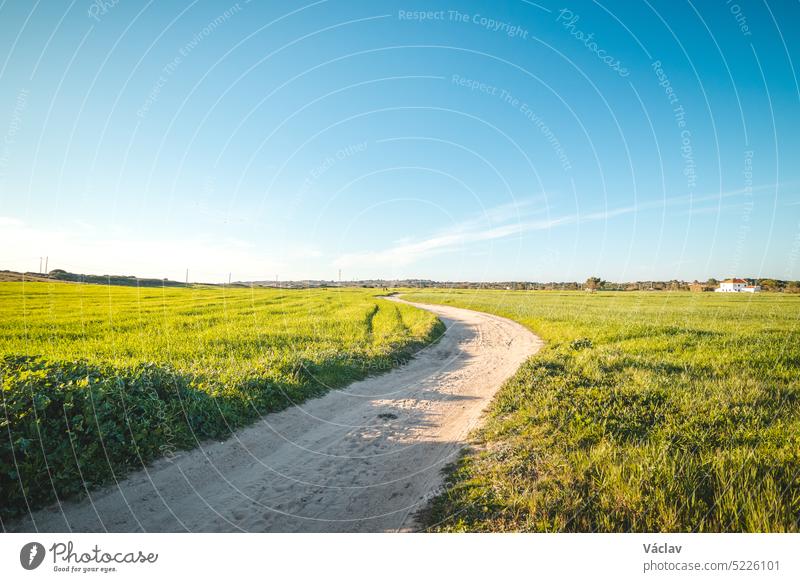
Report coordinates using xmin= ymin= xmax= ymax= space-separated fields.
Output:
xmin=12 ymin=298 xmax=542 ymax=533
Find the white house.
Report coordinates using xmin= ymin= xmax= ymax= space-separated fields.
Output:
xmin=715 ymin=278 xmax=760 ymax=293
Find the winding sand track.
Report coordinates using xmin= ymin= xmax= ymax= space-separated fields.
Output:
xmin=13 ymin=298 xmax=541 ymax=533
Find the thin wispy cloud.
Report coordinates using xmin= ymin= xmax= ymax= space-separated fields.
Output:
xmin=333 ymin=185 xmax=780 ymax=270
xmin=333 ymin=197 xmax=553 ymax=269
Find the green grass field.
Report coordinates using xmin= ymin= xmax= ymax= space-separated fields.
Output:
xmin=0 ymin=282 xmax=441 ymax=520
xmin=403 ymin=290 xmax=800 ymax=532
xmin=4 ymin=283 xmax=799 ymax=531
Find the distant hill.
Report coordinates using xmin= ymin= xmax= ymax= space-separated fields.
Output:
xmin=0 ymin=269 xmax=189 ymax=288
xmin=0 ymin=270 xmax=52 ymax=283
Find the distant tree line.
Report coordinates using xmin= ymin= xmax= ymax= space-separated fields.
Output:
xmin=6 ymin=268 xmax=800 ymax=292
xmin=45 ymin=269 xmax=188 ymax=288
xmin=577 ymin=277 xmax=800 ymax=293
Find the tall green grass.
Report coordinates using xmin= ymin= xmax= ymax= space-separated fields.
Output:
xmin=405 ymin=290 xmax=800 ymax=532
xmin=0 ymin=282 xmax=441 ymax=520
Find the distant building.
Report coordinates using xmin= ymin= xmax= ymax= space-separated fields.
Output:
xmin=715 ymin=278 xmax=760 ymax=293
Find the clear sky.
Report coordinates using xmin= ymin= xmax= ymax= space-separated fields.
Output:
xmin=0 ymin=0 xmax=798 ymax=282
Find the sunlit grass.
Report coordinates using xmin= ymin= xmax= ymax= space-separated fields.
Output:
xmin=0 ymin=282 xmax=441 ymax=519
xmin=405 ymin=290 xmax=800 ymax=532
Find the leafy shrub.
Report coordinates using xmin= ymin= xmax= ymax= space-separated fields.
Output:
xmin=2 ymin=357 xmax=215 ymax=516
xmin=570 ymin=337 xmax=593 ymax=350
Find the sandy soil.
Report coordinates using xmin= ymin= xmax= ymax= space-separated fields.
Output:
xmin=12 ymin=298 xmax=542 ymax=533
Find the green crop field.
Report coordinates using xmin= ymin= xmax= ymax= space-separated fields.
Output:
xmin=403 ymin=290 xmax=800 ymax=532
xmin=0 ymin=282 xmax=441 ymax=520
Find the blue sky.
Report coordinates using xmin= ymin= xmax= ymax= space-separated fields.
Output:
xmin=0 ymin=0 xmax=798 ymax=282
